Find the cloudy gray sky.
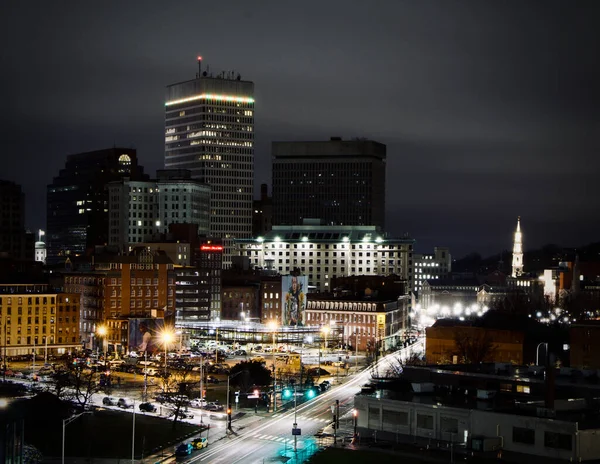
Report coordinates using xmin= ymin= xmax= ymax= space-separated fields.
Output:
xmin=1 ymin=0 xmax=599 ymax=257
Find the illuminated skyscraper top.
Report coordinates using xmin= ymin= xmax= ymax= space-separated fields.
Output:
xmin=164 ymin=58 xmax=254 ymax=267
xmin=511 ymin=216 xmax=523 ymax=277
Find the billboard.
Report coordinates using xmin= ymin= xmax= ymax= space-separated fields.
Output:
xmin=128 ymin=318 xmax=165 ymax=355
xmin=282 ymin=275 xmax=307 ymax=326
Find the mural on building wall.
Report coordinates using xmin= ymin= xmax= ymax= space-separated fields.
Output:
xmin=128 ymin=318 xmax=165 ymax=355
xmin=282 ymin=275 xmax=307 ymax=326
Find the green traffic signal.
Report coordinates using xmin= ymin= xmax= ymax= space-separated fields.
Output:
xmin=282 ymin=388 xmax=293 ymax=399
xmin=305 ymin=388 xmax=316 ymax=399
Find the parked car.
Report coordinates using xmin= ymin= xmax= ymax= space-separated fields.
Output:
xmin=206 ymin=375 xmax=219 ymax=384
xmin=204 ymin=402 xmax=223 ymax=412
xmin=189 ymin=398 xmax=207 ymax=409
xmin=332 ymin=361 xmax=346 ymax=368
xmin=139 ymin=402 xmax=157 ymax=413
xmin=117 ymin=398 xmax=134 ymax=409
xmin=192 ymin=437 xmax=208 ymax=449
xmin=233 ymin=349 xmax=247 ymax=356
xmin=103 ymin=396 xmax=117 ymax=406
xmin=175 ymin=443 xmax=194 ymax=457
xmin=319 ymin=381 xmax=331 ymax=392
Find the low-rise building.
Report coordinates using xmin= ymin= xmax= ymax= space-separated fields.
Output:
xmin=306 ymin=294 xmax=410 ymax=352
xmin=0 ymin=284 xmax=80 ymax=356
xmin=355 ymin=364 xmax=600 ymax=462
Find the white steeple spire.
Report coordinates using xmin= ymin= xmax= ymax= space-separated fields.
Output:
xmin=511 ymin=216 xmax=523 ymax=277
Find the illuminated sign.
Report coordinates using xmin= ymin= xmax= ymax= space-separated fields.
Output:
xmin=200 ymin=245 xmax=223 ymax=251
xmin=165 ymin=94 xmax=255 ymax=106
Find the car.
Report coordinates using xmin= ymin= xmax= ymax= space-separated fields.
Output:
xmin=319 ymin=381 xmax=331 ymax=392
xmin=117 ymin=398 xmax=134 ymax=409
xmin=103 ymin=396 xmax=117 ymax=406
xmin=110 ymin=360 xmax=126 ymax=366
xmin=192 ymin=437 xmax=208 ymax=449
xmin=204 ymin=402 xmax=223 ymax=412
xmin=175 ymin=443 xmax=194 ymax=457
xmin=332 ymin=361 xmax=346 ymax=368
xmin=233 ymin=349 xmax=247 ymax=356
xmin=139 ymin=402 xmax=157 ymax=413
xmin=189 ymin=398 xmax=207 ymax=409
xmin=206 ymin=375 xmax=219 ymax=384
xmin=251 ymin=356 xmax=265 ymax=363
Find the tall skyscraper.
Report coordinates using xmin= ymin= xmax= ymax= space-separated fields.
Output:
xmin=47 ymin=148 xmax=148 ymax=263
xmin=272 ymin=137 xmax=386 ymax=228
xmin=511 ymin=216 xmax=523 ymax=277
xmin=164 ymin=59 xmax=255 ymax=267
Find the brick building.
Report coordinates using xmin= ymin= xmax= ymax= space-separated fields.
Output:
xmin=63 ymin=247 xmax=175 ymax=353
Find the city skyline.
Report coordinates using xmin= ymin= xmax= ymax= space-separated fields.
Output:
xmin=2 ymin=1 xmax=599 ymax=257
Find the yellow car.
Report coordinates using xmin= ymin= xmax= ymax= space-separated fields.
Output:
xmin=192 ymin=437 xmax=208 ymax=449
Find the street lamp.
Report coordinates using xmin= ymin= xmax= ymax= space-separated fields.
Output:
xmin=97 ymin=325 xmax=107 ymax=364
xmin=320 ymin=325 xmax=330 ymax=374
xmin=160 ymin=329 xmax=175 ymax=378
xmin=62 ymin=411 xmax=92 ymax=464
xmin=352 ymin=409 xmax=358 ymax=437
xmin=226 ymin=370 xmax=244 ymax=432
xmin=267 ymin=320 xmax=278 ymax=412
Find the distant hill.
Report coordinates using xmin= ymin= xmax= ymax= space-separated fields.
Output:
xmin=453 ymin=242 xmax=600 ymax=275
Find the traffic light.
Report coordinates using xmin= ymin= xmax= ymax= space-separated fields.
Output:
xmin=304 ymin=387 xmax=317 ymax=399
xmin=282 ymin=388 xmax=293 ymax=400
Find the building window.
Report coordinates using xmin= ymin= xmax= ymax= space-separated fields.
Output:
xmin=383 ymin=410 xmax=408 ymax=426
xmin=440 ymin=417 xmax=458 ymax=434
xmin=417 ymin=414 xmax=434 ymax=430
xmin=544 ymin=432 xmax=572 ymax=450
xmin=512 ymin=427 xmax=535 ymax=445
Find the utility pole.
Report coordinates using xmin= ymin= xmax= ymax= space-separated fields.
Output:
xmin=293 ymin=384 xmax=298 ymax=452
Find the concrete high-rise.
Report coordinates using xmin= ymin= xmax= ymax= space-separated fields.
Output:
xmin=164 ymin=59 xmax=254 ymax=267
xmin=47 ymin=148 xmax=148 ymax=263
xmin=272 ymin=137 xmax=386 ymax=228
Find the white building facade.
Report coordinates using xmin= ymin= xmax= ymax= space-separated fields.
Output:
xmin=235 ymin=224 xmax=414 ymax=293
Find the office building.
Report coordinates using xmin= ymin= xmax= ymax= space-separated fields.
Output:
xmin=0 ymin=284 xmax=80 ymax=356
xmin=236 ymin=221 xmax=413 ymax=292
xmin=413 ymin=247 xmax=451 ymax=292
xmin=47 ymin=148 xmax=148 ymax=263
xmin=107 ymin=169 xmax=210 ymax=251
xmin=0 ymin=180 xmax=33 ymax=261
xmin=34 ymin=230 xmax=47 ymax=264
xmin=272 ymin=137 xmax=386 ymax=228
xmin=198 ymin=240 xmax=223 ymax=321
xmin=164 ymin=60 xmax=255 ymax=266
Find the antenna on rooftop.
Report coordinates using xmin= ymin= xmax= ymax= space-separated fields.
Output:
xmin=197 ymin=56 xmax=202 ymax=77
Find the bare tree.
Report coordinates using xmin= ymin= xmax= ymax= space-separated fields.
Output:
xmin=454 ymin=329 xmax=497 ymax=364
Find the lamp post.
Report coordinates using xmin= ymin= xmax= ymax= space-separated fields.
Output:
xmin=62 ymin=411 xmax=91 ymax=464
xmin=352 ymin=408 xmax=358 ymax=437
xmin=320 ymin=325 xmax=330 ymax=375
xmin=267 ymin=320 xmax=278 ymax=412
xmin=160 ymin=329 xmax=175 ymax=378
xmin=226 ymin=370 xmax=244 ymax=432
xmin=97 ymin=325 xmax=107 ymax=365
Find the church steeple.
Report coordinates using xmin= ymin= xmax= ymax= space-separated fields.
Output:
xmin=511 ymin=216 xmax=523 ymax=277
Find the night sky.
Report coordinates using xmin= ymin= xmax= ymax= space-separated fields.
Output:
xmin=2 ymin=1 xmax=599 ymax=257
